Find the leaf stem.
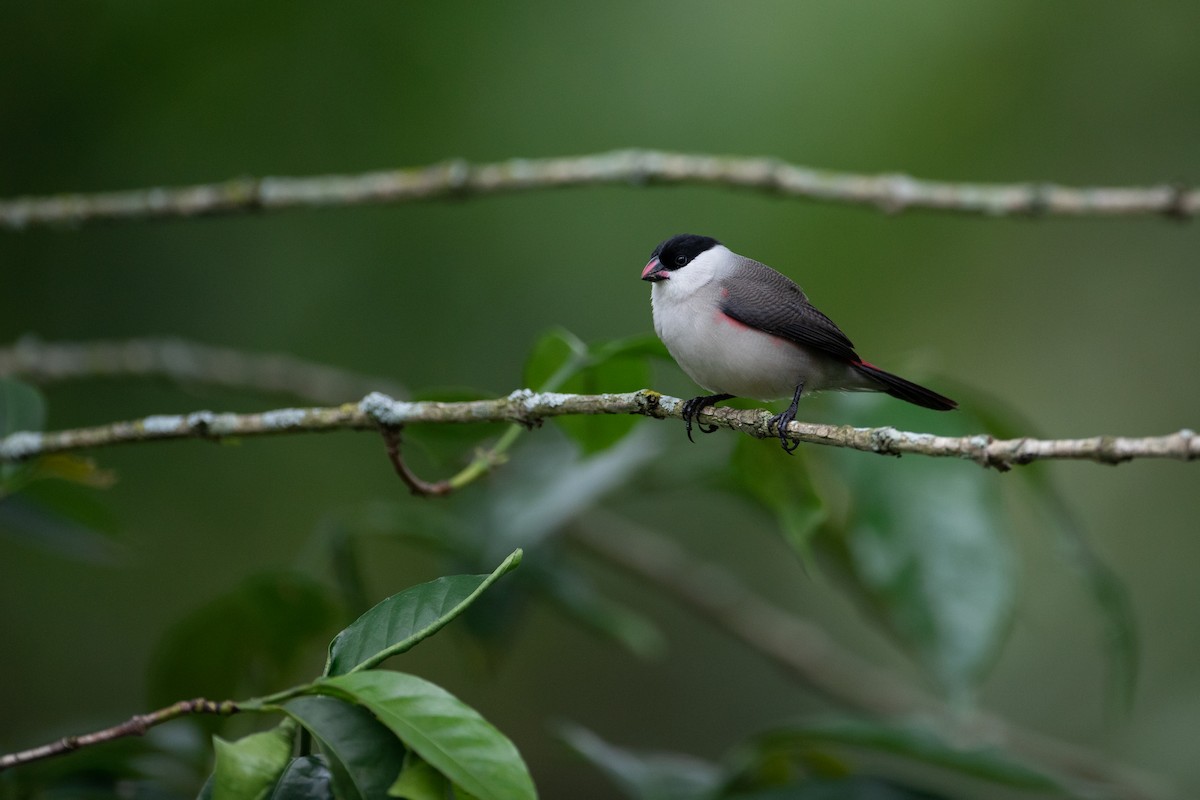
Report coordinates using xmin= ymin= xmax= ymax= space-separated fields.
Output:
xmin=0 ymin=698 xmax=238 ymax=771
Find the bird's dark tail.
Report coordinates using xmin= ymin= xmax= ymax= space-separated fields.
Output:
xmin=852 ymin=362 xmax=957 ymax=411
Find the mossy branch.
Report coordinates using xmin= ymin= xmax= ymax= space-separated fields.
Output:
xmin=2 ymin=150 xmax=1196 ymax=229
xmin=0 ymin=390 xmax=1195 ymax=471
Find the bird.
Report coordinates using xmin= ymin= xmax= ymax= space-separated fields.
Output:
xmin=641 ymin=234 xmax=956 ymax=452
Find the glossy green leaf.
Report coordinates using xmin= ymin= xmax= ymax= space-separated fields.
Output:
xmin=149 ymin=572 xmax=338 ymax=708
xmin=749 ymin=716 xmax=1065 ymax=793
xmin=730 ymin=437 xmax=827 ymax=560
xmin=325 ymin=548 xmax=522 ymax=675
xmin=283 ymin=695 xmax=406 ymax=800
xmin=820 ymin=398 xmax=1015 ymax=699
xmin=314 ymin=671 xmax=537 ymax=800
xmin=211 ymin=721 xmax=296 ymax=800
xmin=559 ymin=723 xmax=721 ymax=800
xmin=388 ymin=752 xmax=450 ymax=800
xmin=267 ymin=755 xmax=335 ymax=800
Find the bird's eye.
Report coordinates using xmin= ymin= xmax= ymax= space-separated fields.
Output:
xmin=673 ymin=254 xmax=688 ymax=267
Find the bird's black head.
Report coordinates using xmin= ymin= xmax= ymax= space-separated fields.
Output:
xmin=643 ymin=234 xmax=720 ymax=282
xmin=652 ymin=234 xmax=720 ymax=269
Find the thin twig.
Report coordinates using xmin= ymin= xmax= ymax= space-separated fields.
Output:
xmin=571 ymin=516 xmax=1170 ymax=800
xmin=0 ymin=390 xmax=1196 ymax=470
xmin=379 ymin=426 xmax=453 ymax=497
xmin=0 ymin=336 xmax=408 ymax=403
xmin=1 ymin=150 xmax=1197 ymax=229
xmin=0 ymin=698 xmax=237 ymax=771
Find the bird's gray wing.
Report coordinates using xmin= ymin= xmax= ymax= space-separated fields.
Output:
xmin=719 ymin=257 xmax=861 ymax=362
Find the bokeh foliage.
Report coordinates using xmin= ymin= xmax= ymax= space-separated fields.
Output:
xmin=3 ymin=2 xmax=1200 ymax=797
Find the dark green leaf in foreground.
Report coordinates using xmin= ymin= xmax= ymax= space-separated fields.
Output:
xmin=749 ymin=715 xmax=1064 ymax=793
xmin=314 ymin=671 xmax=537 ymax=800
xmin=267 ymin=755 xmax=334 ymax=800
xmin=559 ymin=722 xmax=721 ymax=800
xmin=325 ymin=548 xmax=522 ymax=676
xmin=282 ymin=695 xmax=405 ymax=800
xmin=210 ymin=720 xmax=296 ymax=800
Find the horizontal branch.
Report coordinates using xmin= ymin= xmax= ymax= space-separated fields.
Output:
xmin=2 ymin=150 xmax=1196 ymax=229
xmin=0 ymin=698 xmax=236 ymax=771
xmin=0 ymin=336 xmax=408 ymax=404
xmin=0 ymin=390 xmax=1195 ymax=470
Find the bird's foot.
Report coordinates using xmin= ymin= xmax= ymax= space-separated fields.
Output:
xmin=769 ymin=383 xmax=805 ymax=454
xmin=681 ymin=394 xmax=734 ymax=443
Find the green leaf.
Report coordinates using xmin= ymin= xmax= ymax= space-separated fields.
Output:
xmin=559 ymin=723 xmax=721 ymax=800
xmin=522 ymin=329 xmax=654 ymax=453
xmin=590 ymin=333 xmax=671 ymax=363
xmin=389 ymin=752 xmax=451 ymax=800
xmin=325 ymin=548 xmax=522 ymax=676
xmin=817 ymin=398 xmax=1015 ymax=700
xmin=748 ymin=716 xmax=1065 ymax=793
xmin=283 ymin=695 xmax=406 ymax=800
xmin=522 ymin=328 xmax=588 ymax=392
xmin=149 ymin=572 xmax=338 ymax=708
xmin=560 ymin=350 xmax=650 ymax=454
xmin=211 ymin=721 xmax=296 ymax=800
xmin=730 ymin=437 xmax=828 ymax=560
xmin=267 ymin=755 xmax=335 ymax=800
xmin=313 ymin=671 xmax=537 ymax=800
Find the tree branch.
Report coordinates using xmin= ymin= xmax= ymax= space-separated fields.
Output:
xmin=2 ymin=150 xmax=1196 ymax=229
xmin=0 ymin=698 xmax=237 ymax=771
xmin=0 ymin=390 xmax=1195 ymax=470
xmin=0 ymin=336 xmax=408 ymax=403
xmin=379 ymin=425 xmax=453 ymax=497
xmin=571 ymin=515 xmax=1169 ymax=800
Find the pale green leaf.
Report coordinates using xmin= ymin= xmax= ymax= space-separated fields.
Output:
xmin=211 ymin=721 xmax=296 ymax=800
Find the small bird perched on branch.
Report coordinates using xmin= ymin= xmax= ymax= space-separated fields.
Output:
xmin=641 ymin=234 xmax=956 ymax=452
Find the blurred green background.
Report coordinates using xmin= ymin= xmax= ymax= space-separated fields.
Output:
xmin=2 ymin=2 xmax=1199 ymax=797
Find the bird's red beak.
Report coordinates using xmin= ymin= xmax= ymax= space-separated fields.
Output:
xmin=641 ymin=257 xmax=668 ymax=282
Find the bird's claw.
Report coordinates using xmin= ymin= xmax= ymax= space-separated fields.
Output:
xmin=681 ymin=394 xmax=732 ymax=443
xmin=769 ymin=410 xmax=799 ymax=454
xmin=770 ymin=382 xmax=805 ymax=454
